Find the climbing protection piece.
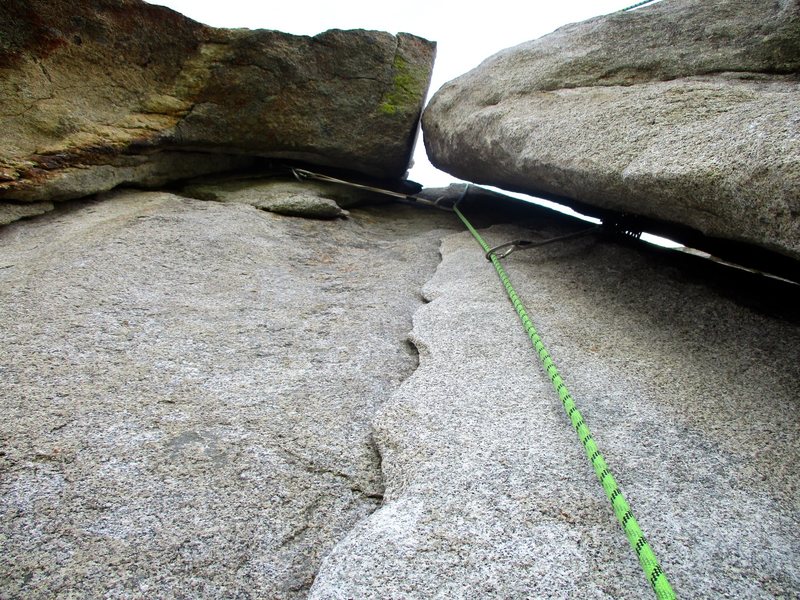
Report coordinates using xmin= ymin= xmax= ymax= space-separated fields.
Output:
xmin=485 ymin=226 xmax=601 ymax=261
xmin=291 ymin=167 xmax=454 ymax=211
xmin=454 ymin=199 xmax=676 ymax=600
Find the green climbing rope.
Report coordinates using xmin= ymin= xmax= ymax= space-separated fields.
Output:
xmin=454 ymin=204 xmax=676 ymax=600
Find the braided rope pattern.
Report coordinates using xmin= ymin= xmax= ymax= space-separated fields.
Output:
xmin=454 ymin=205 xmax=676 ymax=599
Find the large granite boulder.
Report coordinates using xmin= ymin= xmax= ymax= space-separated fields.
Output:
xmin=0 ymin=0 xmax=434 ymax=209
xmin=422 ymin=0 xmax=800 ymax=261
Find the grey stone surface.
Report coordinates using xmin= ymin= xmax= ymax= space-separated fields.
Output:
xmin=0 ymin=0 xmax=435 ymax=210
xmin=310 ymin=217 xmax=800 ymax=597
xmin=259 ymin=194 xmax=348 ymax=219
xmin=0 ymin=200 xmax=54 ymax=225
xmin=3 ymin=178 xmax=798 ymax=598
xmin=422 ymin=0 xmax=800 ymax=260
xmin=0 ymin=188 xmax=458 ymax=597
xmin=183 ymin=176 xmax=391 ymax=210
xmin=181 ymin=178 xmax=363 ymax=219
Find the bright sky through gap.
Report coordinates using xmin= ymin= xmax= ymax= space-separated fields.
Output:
xmin=146 ymin=0 xmax=645 ymax=186
xmin=145 ymin=1 xmax=678 ymax=248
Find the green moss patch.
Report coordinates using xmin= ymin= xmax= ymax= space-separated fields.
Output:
xmin=378 ymin=55 xmax=428 ymax=117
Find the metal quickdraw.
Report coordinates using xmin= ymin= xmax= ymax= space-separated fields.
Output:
xmin=485 ymin=226 xmax=602 ymax=261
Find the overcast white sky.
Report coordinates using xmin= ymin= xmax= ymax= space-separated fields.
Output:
xmin=147 ymin=1 xmax=645 ymax=186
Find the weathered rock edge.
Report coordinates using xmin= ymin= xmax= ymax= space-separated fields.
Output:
xmin=0 ymin=0 xmax=435 ymax=208
xmin=422 ymin=0 xmax=800 ymax=261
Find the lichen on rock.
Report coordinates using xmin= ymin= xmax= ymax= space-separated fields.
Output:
xmin=379 ymin=55 xmax=432 ymax=117
xmin=0 ymin=0 xmax=435 ymax=221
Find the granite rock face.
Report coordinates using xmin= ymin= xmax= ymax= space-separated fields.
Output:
xmin=0 ymin=185 xmax=458 ymax=598
xmin=310 ymin=206 xmax=800 ymax=599
xmin=0 ymin=0 xmax=435 ymax=210
xmin=1 ymin=181 xmax=798 ymax=597
xmin=423 ymin=0 xmax=800 ymax=260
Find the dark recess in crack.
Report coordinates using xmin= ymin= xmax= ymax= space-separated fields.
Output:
xmin=404 ymin=336 xmax=420 ymax=369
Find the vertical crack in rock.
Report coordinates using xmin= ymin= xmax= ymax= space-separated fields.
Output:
xmin=0 ymin=186 xmax=462 ymax=598
xmin=308 ymin=218 xmax=800 ymax=598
